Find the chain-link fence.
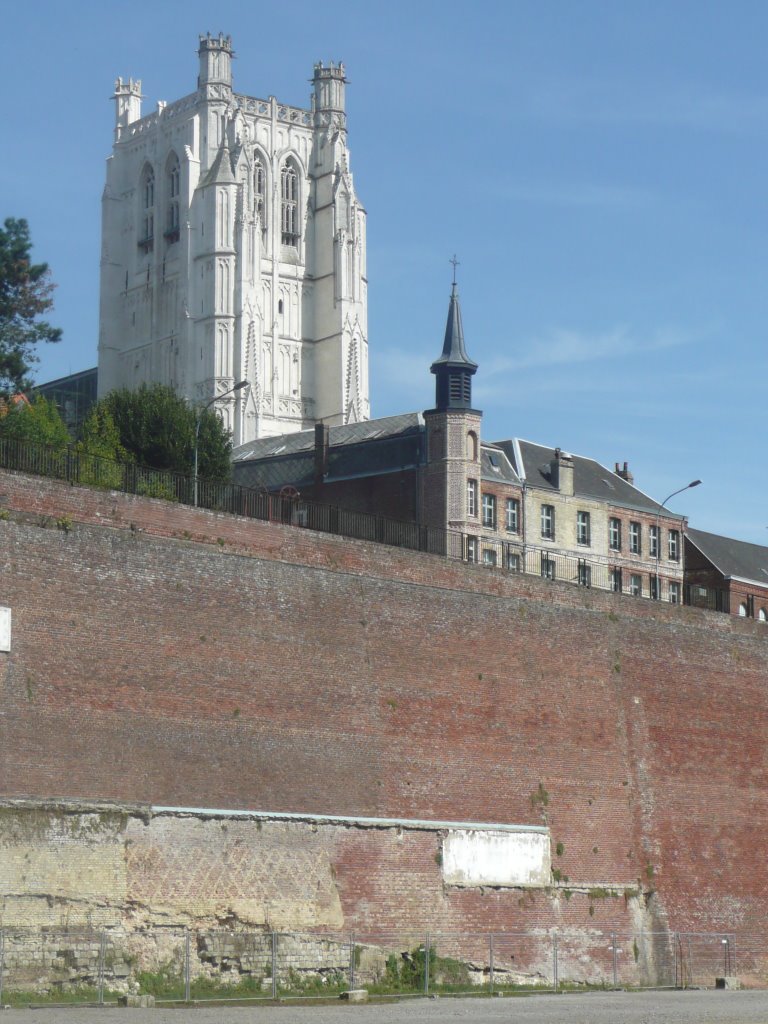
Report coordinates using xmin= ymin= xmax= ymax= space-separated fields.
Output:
xmin=0 ymin=927 xmax=759 ymax=1006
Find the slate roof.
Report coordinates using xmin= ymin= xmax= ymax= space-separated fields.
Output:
xmin=431 ymin=284 xmax=477 ymax=369
xmin=481 ymin=444 xmax=521 ymax=486
xmin=686 ymin=528 xmax=768 ymax=587
xmin=496 ymin=438 xmax=684 ymax=519
xmin=232 ymin=413 xmax=425 ymax=491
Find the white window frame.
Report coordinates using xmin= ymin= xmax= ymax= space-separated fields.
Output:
xmin=609 ymin=517 xmax=622 ymax=551
xmin=630 ymin=573 xmax=642 ymax=597
xmin=505 ymin=498 xmax=519 ymax=533
xmin=669 ymin=581 xmax=681 ymax=605
xmin=467 ymin=479 xmax=478 ymax=518
xmin=577 ymin=511 xmax=591 ymax=546
xmin=610 ymin=567 xmax=622 ymax=593
xmin=668 ymin=529 xmax=680 ymax=561
xmin=482 ymin=548 xmax=497 ymax=567
xmin=629 ymin=521 xmax=641 ymax=555
xmin=541 ymin=504 xmax=555 ymax=540
xmin=466 ymin=536 xmax=478 ymax=564
xmin=649 ymin=524 xmax=659 ymax=559
xmin=482 ymin=493 xmax=496 ymax=529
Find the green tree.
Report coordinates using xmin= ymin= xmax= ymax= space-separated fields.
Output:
xmin=0 ymin=395 xmax=70 ymax=447
xmin=93 ymin=384 xmax=233 ymax=481
xmin=76 ymin=405 xmax=131 ymax=488
xmin=0 ymin=218 xmax=62 ymax=395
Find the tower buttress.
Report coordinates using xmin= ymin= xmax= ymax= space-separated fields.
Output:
xmin=112 ymin=78 xmax=142 ymax=141
xmin=198 ymin=33 xmax=234 ymax=93
xmin=312 ymin=61 xmax=347 ymax=123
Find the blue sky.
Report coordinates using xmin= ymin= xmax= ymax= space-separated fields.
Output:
xmin=2 ymin=1 xmax=766 ymax=542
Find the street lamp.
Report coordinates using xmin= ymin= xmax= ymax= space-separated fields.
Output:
xmin=193 ymin=380 xmax=249 ymax=507
xmin=655 ymin=479 xmax=701 ymax=598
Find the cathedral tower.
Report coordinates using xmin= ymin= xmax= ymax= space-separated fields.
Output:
xmin=98 ymin=34 xmax=369 ymax=445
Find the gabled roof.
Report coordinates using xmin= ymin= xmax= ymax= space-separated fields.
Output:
xmin=496 ymin=438 xmax=683 ymax=518
xmin=686 ymin=528 xmax=768 ymax=588
xmin=233 ymin=413 xmax=423 ymax=462
xmin=232 ymin=413 xmax=425 ymax=491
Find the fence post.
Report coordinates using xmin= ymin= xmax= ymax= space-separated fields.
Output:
xmin=184 ymin=928 xmax=191 ymax=1002
xmin=423 ymin=933 xmax=430 ymax=994
xmin=98 ymin=930 xmax=106 ymax=1005
xmin=489 ymin=933 xmax=494 ymax=994
xmin=0 ymin=928 xmax=4 ymax=1006
xmin=349 ymin=932 xmax=355 ymax=991
xmin=673 ymin=932 xmax=678 ymax=987
xmin=552 ymin=934 xmax=558 ymax=990
xmin=612 ymin=932 xmax=618 ymax=988
xmin=271 ymin=932 xmax=277 ymax=1000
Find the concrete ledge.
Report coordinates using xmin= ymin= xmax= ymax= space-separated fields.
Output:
xmin=340 ymin=989 xmax=369 ymax=1002
xmin=117 ymin=993 xmax=157 ymax=1007
xmin=715 ymin=976 xmax=741 ymax=990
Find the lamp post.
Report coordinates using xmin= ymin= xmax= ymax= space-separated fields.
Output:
xmin=655 ymin=479 xmax=701 ymax=598
xmin=193 ymin=380 xmax=248 ymax=507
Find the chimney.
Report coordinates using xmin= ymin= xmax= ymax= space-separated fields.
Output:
xmin=614 ymin=461 xmax=634 ymax=485
xmin=550 ymin=448 xmax=574 ymax=496
xmin=314 ymin=423 xmax=330 ymax=485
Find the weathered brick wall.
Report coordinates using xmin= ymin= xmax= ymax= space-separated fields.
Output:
xmin=1 ymin=468 xmax=767 ymax=940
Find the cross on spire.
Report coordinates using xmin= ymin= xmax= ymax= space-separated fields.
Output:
xmin=449 ymin=254 xmax=460 ymax=287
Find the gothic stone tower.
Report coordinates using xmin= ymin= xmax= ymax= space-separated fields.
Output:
xmin=98 ymin=34 xmax=369 ymax=445
xmin=422 ymin=283 xmax=481 ymax=542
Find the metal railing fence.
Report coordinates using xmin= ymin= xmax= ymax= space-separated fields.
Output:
xmin=0 ymin=436 xmax=729 ymax=613
xmin=0 ymin=926 xmax=756 ymax=1005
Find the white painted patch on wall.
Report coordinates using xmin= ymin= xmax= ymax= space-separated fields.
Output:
xmin=0 ymin=607 xmax=10 ymax=652
xmin=442 ymin=829 xmax=551 ymax=887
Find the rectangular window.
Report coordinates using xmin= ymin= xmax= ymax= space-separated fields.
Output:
xmin=630 ymin=573 xmax=642 ymax=597
xmin=541 ymin=554 xmax=556 ymax=580
xmin=576 ymin=511 xmax=591 ymax=546
xmin=668 ymin=581 xmax=681 ymax=604
xmin=506 ymin=549 xmax=521 ymax=572
xmin=649 ymin=525 xmax=659 ymax=559
xmin=610 ymin=567 xmax=623 ymax=593
xmin=541 ymin=504 xmax=555 ymax=540
xmin=505 ymin=498 xmax=520 ymax=533
xmin=466 ymin=536 xmax=478 ymax=564
xmin=609 ymin=517 xmax=622 ymax=551
xmin=467 ymin=479 xmax=477 ymax=518
xmin=650 ymin=574 xmax=660 ymax=600
xmin=629 ymin=521 xmax=641 ymax=555
xmin=482 ymin=493 xmax=496 ymax=529
xmin=577 ymin=560 xmax=591 ymax=588
xmin=482 ymin=548 xmax=497 ymax=567
xmin=668 ymin=529 xmax=680 ymax=561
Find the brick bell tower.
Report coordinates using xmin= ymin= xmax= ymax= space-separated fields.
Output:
xmin=422 ymin=270 xmax=481 ymax=540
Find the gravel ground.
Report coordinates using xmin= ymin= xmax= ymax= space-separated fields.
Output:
xmin=7 ymin=990 xmax=768 ymax=1024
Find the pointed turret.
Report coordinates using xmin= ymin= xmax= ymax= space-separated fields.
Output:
xmin=430 ymin=282 xmax=478 ymax=411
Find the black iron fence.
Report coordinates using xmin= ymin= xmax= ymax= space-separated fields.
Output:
xmin=0 ymin=926 xmax=753 ymax=1006
xmin=0 ymin=437 xmax=730 ymax=612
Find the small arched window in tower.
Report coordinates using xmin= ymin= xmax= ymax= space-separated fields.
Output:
xmin=165 ymin=154 xmax=180 ymax=243
xmin=281 ymin=162 xmax=299 ymax=247
xmin=139 ymin=165 xmax=155 ymax=252
xmin=466 ymin=431 xmax=478 ymax=461
xmin=254 ymin=157 xmax=266 ymax=229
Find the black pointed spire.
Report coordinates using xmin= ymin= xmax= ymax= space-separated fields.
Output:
xmin=430 ymin=278 xmax=477 ymax=411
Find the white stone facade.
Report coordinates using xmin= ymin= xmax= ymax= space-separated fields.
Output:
xmin=98 ymin=34 xmax=369 ymax=445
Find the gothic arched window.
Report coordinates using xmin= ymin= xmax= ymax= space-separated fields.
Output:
xmin=166 ymin=153 xmax=180 ymax=242
xmin=280 ymin=162 xmax=299 ymax=247
xmin=254 ymin=156 xmax=266 ymax=227
xmin=139 ymin=165 xmax=155 ymax=252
